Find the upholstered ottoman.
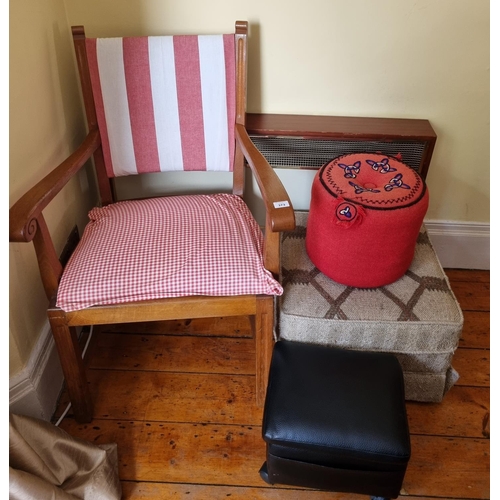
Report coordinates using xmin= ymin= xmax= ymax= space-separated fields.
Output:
xmin=260 ymin=340 xmax=411 ymax=499
xmin=306 ymin=153 xmax=429 ymax=288
xmin=279 ymin=211 xmax=464 ymax=402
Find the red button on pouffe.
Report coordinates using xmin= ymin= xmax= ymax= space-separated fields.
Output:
xmin=306 ymin=153 xmax=429 ymax=288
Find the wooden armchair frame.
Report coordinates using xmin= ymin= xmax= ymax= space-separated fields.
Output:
xmin=9 ymin=21 xmax=295 ymax=423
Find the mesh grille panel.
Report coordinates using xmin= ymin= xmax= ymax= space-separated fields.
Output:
xmin=249 ymin=136 xmax=426 ymax=172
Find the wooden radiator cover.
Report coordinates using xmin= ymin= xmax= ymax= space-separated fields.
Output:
xmin=246 ymin=114 xmax=436 ymax=180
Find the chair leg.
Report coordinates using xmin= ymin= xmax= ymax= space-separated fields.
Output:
xmin=255 ymin=296 xmax=274 ymax=407
xmin=49 ymin=315 xmax=93 ymax=423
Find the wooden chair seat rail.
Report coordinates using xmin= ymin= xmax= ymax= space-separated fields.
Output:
xmin=48 ymin=295 xmax=259 ymax=327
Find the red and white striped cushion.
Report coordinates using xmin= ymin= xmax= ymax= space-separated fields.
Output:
xmin=56 ymin=194 xmax=282 ymax=312
xmin=86 ymin=34 xmax=236 ymax=176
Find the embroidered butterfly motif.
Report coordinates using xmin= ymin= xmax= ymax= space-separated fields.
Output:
xmin=349 ymin=181 xmax=381 ymax=195
xmin=335 ymin=201 xmax=359 ymax=224
xmin=366 ymin=158 xmax=396 ymax=174
xmin=384 ymin=173 xmax=411 ymax=191
xmin=339 ymin=206 xmax=352 ymax=218
xmin=338 ymin=161 xmax=361 ymax=178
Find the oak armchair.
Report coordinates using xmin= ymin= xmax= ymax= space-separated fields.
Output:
xmin=9 ymin=21 xmax=295 ymax=423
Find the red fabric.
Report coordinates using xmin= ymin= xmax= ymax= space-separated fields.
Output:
xmin=85 ymin=34 xmax=235 ymax=176
xmin=173 ymin=35 xmax=206 ymax=171
xmin=56 ymin=194 xmax=282 ymax=312
xmin=122 ymin=37 xmax=161 ymax=174
xmin=86 ymin=38 xmax=114 ymax=178
xmin=306 ymin=153 xmax=429 ymax=288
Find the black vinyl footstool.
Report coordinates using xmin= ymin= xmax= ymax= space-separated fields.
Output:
xmin=260 ymin=341 xmax=411 ymax=499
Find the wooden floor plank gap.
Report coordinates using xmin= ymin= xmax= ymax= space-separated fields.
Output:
xmin=61 ymin=416 xmax=262 ymax=428
xmin=88 ymin=367 xmax=257 ymax=378
xmin=457 ymin=347 xmax=490 ymax=351
xmin=104 ymin=332 xmax=254 ymax=339
xmin=408 ymin=432 xmax=490 ymax=440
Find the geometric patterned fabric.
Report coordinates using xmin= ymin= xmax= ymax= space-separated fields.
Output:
xmin=279 ymin=211 xmax=464 ymax=402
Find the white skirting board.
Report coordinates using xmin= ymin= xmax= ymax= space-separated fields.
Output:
xmin=9 ymin=220 xmax=489 ymax=419
xmin=425 ymin=220 xmax=490 ymax=270
xmin=9 ymin=323 xmax=67 ymax=422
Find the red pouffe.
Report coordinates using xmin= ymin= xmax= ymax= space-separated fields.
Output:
xmin=306 ymin=153 xmax=429 ymax=288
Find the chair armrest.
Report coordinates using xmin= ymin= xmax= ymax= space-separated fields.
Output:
xmin=235 ymin=123 xmax=295 ymax=233
xmin=10 ymin=129 xmax=101 ymax=243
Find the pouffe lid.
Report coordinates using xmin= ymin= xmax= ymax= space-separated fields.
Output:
xmin=319 ymin=153 xmax=426 ymax=216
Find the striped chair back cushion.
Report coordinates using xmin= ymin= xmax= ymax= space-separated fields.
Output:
xmin=86 ymin=34 xmax=236 ymax=177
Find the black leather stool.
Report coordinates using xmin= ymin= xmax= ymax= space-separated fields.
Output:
xmin=260 ymin=341 xmax=411 ymax=499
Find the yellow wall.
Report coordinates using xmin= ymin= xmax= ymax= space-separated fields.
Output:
xmin=65 ymin=0 xmax=490 ymax=223
xmin=9 ymin=0 xmax=489 ymax=378
xmin=9 ymin=0 xmax=96 ymax=376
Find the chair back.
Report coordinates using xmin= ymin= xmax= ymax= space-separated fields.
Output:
xmin=73 ymin=23 xmax=248 ymax=203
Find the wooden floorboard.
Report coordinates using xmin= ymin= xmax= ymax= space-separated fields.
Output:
xmin=88 ymin=334 xmax=256 ymax=374
xmin=445 ymin=269 xmax=490 ymax=283
xmin=121 ymin=482 xmax=371 ymax=499
xmin=452 ymin=349 xmax=490 ymax=387
xmin=57 ymin=269 xmax=490 ymax=499
xmin=447 ymin=281 xmax=489 ymax=312
xmin=405 ymin=386 xmax=489 ymax=439
xmin=459 ymin=311 xmax=489 ymax=349
xmin=120 ymin=481 xmax=471 ymax=500
xmin=89 ymin=370 xmax=261 ymax=424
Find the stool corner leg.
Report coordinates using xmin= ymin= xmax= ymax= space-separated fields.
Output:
xmin=259 ymin=461 xmax=272 ymax=484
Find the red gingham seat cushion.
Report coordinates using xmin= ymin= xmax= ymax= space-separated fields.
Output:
xmin=56 ymin=194 xmax=282 ymax=311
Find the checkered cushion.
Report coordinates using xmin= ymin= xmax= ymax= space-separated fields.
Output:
xmin=56 ymin=194 xmax=282 ymax=311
